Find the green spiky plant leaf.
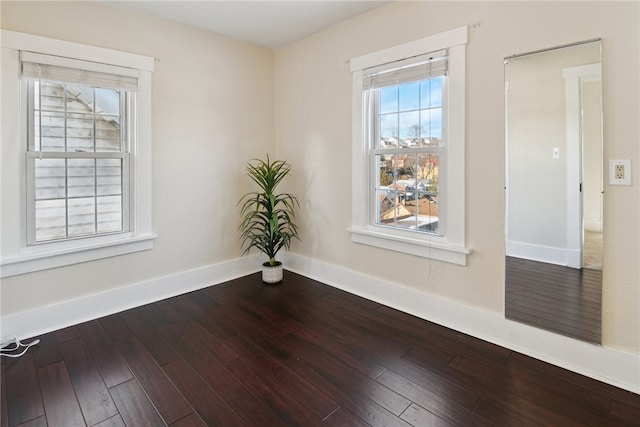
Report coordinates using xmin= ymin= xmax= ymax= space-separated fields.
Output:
xmin=238 ymin=156 xmax=300 ymax=266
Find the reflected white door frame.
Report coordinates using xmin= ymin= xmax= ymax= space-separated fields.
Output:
xmin=564 ymin=62 xmax=601 ymax=269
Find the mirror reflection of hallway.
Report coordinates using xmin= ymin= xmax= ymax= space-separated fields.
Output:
xmin=504 ymin=40 xmax=603 ymax=343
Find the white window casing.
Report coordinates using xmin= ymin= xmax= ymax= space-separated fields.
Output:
xmin=348 ymin=26 xmax=471 ymax=265
xmin=1 ymin=30 xmax=155 ymax=278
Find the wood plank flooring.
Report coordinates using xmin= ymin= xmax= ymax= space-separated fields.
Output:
xmin=2 ymin=271 xmax=638 ymax=426
xmin=505 ymin=256 xmax=602 ymax=343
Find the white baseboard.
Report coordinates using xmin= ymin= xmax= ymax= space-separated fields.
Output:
xmin=0 ymin=254 xmax=261 ymax=341
xmin=506 ymin=240 xmax=570 ymax=266
xmin=3 ymin=251 xmax=638 ymax=394
xmin=282 ymin=252 xmax=640 ymax=394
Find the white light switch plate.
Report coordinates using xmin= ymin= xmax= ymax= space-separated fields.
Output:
xmin=609 ymin=159 xmax=631 ymax=185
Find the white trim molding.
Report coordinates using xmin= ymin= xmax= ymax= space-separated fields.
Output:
xmin=506 ymin=239 xmax=578 ymax=267
xmin=0 ymin=30 xmax=155 ymax=71
xmin=348 ymin=227 xmax=470 ymax=265
xmin=2 ymin=251 xmax=637 ymax=394
xmin=0 ymin=30 xmax=155 ymax=277
xmin=349 ymin=26 xmax=468 ymax=72
xmin=0 ymin=254 xmax=262 ymax=341
xmin=348 ymin=26 xmax=470 ymax=265
xmin=283 ymin=252 xmax=640 ymax=394
xmin=0 ymin=234 xmax=157 ymax=278
xmin=564 ymin=62 xmax=602 ymax=269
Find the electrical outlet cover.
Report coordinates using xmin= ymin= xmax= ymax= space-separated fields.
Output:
xmin=609 ymin=159 xmax=631 ymax=185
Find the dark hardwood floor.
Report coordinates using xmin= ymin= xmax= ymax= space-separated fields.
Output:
xmin=505 ymin=256 xmax=602 ymax=343
xmin=2 ymin=271 xmax=638 ymax=426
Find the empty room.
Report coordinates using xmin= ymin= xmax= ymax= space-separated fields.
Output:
xmin=1 ymin=1 xmax=639 ymax=426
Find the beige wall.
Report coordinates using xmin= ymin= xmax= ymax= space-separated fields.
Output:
xmin=0 ymin=2 xmax=275 ymax=312
xmin=1 ymin=1 xmax=638 ymax=355
xmin=275 ymin=1 xmax=639 ymax=353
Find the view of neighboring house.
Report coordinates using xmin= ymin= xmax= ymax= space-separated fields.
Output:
xmin=377 ymin=147 xmax=439 ymax=232
xmin=32 ymin=82 xmax=124 ymax=241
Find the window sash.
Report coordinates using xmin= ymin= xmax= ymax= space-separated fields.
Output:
xmin=26 ymin=80 xmax=131 ymax=153
xmin=23 ymin=68 xmax=134 ymax=245
xmin=364 ymin=60 xmax=447 ymax=237
xmin=368 ymin=80 xmax=448 ymax=151
xmin=26 ymin=152 xmax=130 ymax=244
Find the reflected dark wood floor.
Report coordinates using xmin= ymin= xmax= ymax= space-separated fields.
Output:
xmin=505 ymin=256 xmax=602 ymax=343
xmin=3 ymin=271 xmax=638 ymax=427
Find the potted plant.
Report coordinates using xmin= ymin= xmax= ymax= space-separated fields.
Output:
xmin=238 ymin=156 xmax=300 ymax=284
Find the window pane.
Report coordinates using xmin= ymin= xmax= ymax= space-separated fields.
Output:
xmin=66 ymin=84 xmax=94 ymax=114
xmin=376 ymin=154 xmax=412 ymax=226
xmin=377 ymin=188 xmax=404 ymax=225
xmin=38 ymin=81 xmax=65 ymax=111
xmin=97 ymin=159 xmax=122 ymax=196
xmin=95 ymin=88 xmax=122 ymax=152
xmin=415 ymin=153 xmax=439 ymax=233
xmin=95 ymin=118 xmax=121 ymax=152
xmin=39 ymin=111 xmax=65 ymax=152
xmin=67 ymin=113 xmax=95 ymax=152
xmin=377 ymin=154 xmax=394 ymax=186
xmin=420 ymin=107 xmax=443 ymax=142
xmin=31 ymin=82 xmax=123 ymax=153
xmin=97 ymin=195 xmax=122 ymax=233
xmin=35 ymin=158 xmax=66 ymax=200
xmin=380 ymin=86 xmax=398 ymax=114
xmin=379 ymin=113 xmax=398 ymax=148
xmin=373 ymin=151 xmax=439 ymax=234
xmin=67 ymin=158 xmax=95 ymax=198
xmin=67 ymin=197 xmax=96 ymax=237
xmin=95 ymin=88 xmax=121 ymax=116
xmin=394 ymin=153 xmax=415 ymax=181
xmin=399 ymin=111 xmax=420 ymax=146
xmin=33 ymin=159 xmax=125 ymax=242
xmin=35 ymin=199 xmax=66 ymax=241
xmin=371 ymin=76 xmax=443 ymax=235
xmin=420 ymin=77 xmax=443 ymax=108
xmin=399 ymin=82 xmax=420 ymax=111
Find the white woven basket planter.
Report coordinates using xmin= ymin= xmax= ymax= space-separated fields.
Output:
xmin=261 ymin=262 xmax=283 ymax=285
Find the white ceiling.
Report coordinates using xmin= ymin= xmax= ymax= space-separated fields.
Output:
xmin=110 ymin=1 xmax=390 ymax=49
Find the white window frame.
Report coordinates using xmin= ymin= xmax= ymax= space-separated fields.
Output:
xmin=348 ymin=26 xmax=471 ymax=265
xmin=1 ymin=30 xmax=155 ymax=278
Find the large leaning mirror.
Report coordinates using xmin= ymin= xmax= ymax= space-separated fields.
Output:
xmin=504 ymin=40 xmax=603 ymax=344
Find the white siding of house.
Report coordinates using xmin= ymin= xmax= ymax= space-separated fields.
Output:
xmin=32 ymin=82 xmax=124 ymax=242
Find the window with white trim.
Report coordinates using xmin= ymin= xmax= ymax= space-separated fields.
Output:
xmin=23 ymin=53 xmax=135 ymax=243
xmin=1 ymin=30 xmax=155 ymax=277
xmin=349 ymin=27 xmax=471 ymax=265
xmin=366 ymin=50 xmax=446 ymax=235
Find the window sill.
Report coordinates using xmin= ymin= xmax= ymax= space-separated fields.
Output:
xmin=0 ymin=233 xmax=157 ymax=278
xmin=347 ymin=227 xmax=470 ymax=266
